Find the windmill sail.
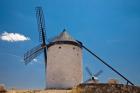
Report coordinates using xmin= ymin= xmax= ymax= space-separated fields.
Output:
xmin=24 ymin=7 xmax=47 ymax=67
xmin=36 ymin=7 xmax=46 ymax=42
xmin=85 ymin=67 xmax=93 ymax=77
xmin=24 ymin=44 xmax=46 ymax=64
xmin=94 ymin=70 xmax=103 ymax=77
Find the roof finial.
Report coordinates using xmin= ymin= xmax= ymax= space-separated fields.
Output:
xmin=63 ymin=28 xmax=66 ymax=32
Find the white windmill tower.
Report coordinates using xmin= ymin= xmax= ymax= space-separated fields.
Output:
xmin=46 ymin=29 xmax=83 ymax=89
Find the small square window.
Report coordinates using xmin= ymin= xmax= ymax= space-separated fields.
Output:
xmin=59 ymin=46 xmax=61 ymax=49
xmin=77 ymin=53 xmax=79 ymax=56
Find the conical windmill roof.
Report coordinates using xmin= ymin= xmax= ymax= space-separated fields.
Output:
xmin=52 ymin=29 xmax=76 ymax=42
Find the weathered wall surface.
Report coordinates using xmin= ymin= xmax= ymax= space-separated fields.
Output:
xmin=47 ymin=44 xmax=82 ymax=88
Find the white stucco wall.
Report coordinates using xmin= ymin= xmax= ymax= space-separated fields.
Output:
xmin=46 ymin=43 xmax=82 ymax=88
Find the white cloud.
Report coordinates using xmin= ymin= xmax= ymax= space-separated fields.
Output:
xmin=29 ymin=59 xmax=39 ymax=65
xmin=33 ymin=58 xmax=37 ymax=62
xmin=0 ymin=31 xmax=30 ymax=42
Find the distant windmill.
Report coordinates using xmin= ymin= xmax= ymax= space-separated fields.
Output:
xmin=84 ymin=67 xmax=103 ymax=83
xmin=24 ymin=7 xmax=47 ymax=71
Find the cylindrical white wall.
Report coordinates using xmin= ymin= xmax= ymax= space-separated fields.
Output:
xmin=46 ymin=41 xmax=82 ymax=89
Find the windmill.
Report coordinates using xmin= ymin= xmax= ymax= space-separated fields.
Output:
xmin=84 ymin=67 xmax=103 ymax=83
xmin=24 ymin=7 xmax=47 ymax=73
xmin=23 ymin=6 xmax=134 ymax=88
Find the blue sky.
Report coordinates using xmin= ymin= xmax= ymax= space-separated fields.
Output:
xmin=0 ymin=0 xmax=140 ymax=89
